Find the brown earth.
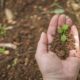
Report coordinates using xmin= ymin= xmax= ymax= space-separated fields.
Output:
xmin=51 ymin=29 xmax=75 ymax=59
xmin=0 ymin=0 xmax=80 ymax=80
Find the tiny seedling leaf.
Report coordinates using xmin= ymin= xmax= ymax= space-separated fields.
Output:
xmin=52 ymin=9 xmax=64 ymax=14
xmin=62 ymin=24 xmax=68 ymax=31
xmin=61 ymin=34 xmax=67 ymax=42
xmin=58 ymin=29 xmax=63 ymax=33
xmin=12 ymin=61 xmax=17 ymax=67
xmin=0 ymin=31 xmax=6 ymax=35
xmin=39 ymin=6 xmax=43 ymax=10
xmin=0 ymin=48 xmax=5 ymax=53
xmin=0 ymin=25 xmax=6 ymax=35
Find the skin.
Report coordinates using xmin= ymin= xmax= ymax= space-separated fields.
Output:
xmin=35 ymin=14 xmax=80 ymax=80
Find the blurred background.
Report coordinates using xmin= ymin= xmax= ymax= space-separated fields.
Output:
xmin=0 ymin=0 xmax=80 ymax=80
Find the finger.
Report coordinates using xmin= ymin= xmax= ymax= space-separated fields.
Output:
xmin=71 ymin=25 xmax=79 ymax=50
xmin=47 ymin=15 xmax=58 ymax=44
xmin=58 ymin=14 xmax=66 ymax=29
xmin=66 ymin=18 xmax=72 ymax=27
xmin=36 ymin=32 xmax=48 ymax=55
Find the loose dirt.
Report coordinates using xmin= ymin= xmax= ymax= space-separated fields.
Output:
xmin=51 ymin=29 xmax=75 ymax=59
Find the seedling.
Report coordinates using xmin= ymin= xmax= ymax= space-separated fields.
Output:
xmin=58 ymin=24 xmax=68 ymax=42
xmin=12 ymin=61 xmax=17 ymax=67
xmin=0 ymin=47 xmax=5 ymax=53
xmin=39 ymin=6 xmax=43 ymax=10
xmin=0 ymin=25 xmax=6 ymax=35
xmin=41 ymin=8 xmax=64 ymax=14
xmin=61 ymin=34 xmax=67 ymax=42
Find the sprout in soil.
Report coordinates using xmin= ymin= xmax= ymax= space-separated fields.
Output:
xmin=58 ymin=24 xmax=68 ymax=42
xmin=0 ymin=47 xmax=5 ymax=53
xmin=0 ymin=25 xmax=6 ymax=36
xmin=12 ymin=61 xmax=17 ymax=67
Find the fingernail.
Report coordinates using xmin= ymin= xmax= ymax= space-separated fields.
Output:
xmin=41 ymin=32 xmax=45 ymax=40
xmin=42 ymin=32 xmax=44 ymax=35
xmin=66 ymin=16 xmax=69 ymax=19
xmin=41 ymin=32 xmax=45 ymax=37
xmin=41 ymin=32 xmax=46 ymax=41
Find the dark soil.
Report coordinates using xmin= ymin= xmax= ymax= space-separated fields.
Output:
xmin=51 ymin=29 xmax=75 ymax=59
xmin=0 ymin=0 xmax=80 ymax=80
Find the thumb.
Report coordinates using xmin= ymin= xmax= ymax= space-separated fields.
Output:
xmin=36 ymin=32 xmax=48 ymax=55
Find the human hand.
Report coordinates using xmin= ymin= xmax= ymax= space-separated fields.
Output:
xmin=35 ymin=14 xmax=80 ymax=80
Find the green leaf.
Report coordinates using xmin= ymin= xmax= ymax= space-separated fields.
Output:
xmin=78 ymin=2 xmax=80 ymax=6
xmin=0 ymin=25 xmax=6 ymax=36
xmin=57 ymin=29 xmax=63 ymax=33
xmin=51 ymin=9 xmax=64 ymax=14
xmin=39 ymin=6 xmax=43 ymax=10
xmin=61 ymin=34 xmax=67 ymax=42
xmin=62 ymin=24 xmax=68 ymax=32
xmin=3 ymin=25 xmax=6 ymax=30
xmin=12 ymin=61 xmax=17 ymax=67
xmin=0 ymin=48 xmax=5 ymax=53
xmin=0 ymin=31 xmax=6 ymax=35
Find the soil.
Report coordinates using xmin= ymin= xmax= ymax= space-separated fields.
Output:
xmin=0 ymin=0 xmax=80 ymax=80
xmin=51 ymin=29 xmax=75 ymax=59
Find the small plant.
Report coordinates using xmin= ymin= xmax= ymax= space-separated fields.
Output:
xmin=58 ymin=24 xmax=68 ymax=42
xmin=52 ymin=9 xmax=64 ymax=14
xmin=41 ymin=8 xmax=64 ymax=14
xmin=39 ymin=6 xmax=43 ymax=10
xmin=0 ymin=47 xmax=5 ymax=53
xmin=0 ymin=25 xmax=6 ymax=35
xmin=12 ymin=61 xmax=17 ymax=67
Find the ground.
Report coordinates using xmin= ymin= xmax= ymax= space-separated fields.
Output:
xmin=0 ymin=0 xmax=80 ymax=80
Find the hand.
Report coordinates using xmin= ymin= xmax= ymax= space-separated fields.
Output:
xmin=35 ymin=14 xmax=80 ymax=80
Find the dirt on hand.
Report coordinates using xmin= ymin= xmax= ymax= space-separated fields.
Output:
xmin=51 ymin=29 xmax=75 ymax=59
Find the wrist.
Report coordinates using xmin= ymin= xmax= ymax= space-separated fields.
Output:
xmin=43 ymin=76 xmax=76 ymax=80
xmin=43 ymin=77 xmax=65 ymax=80
xmin=43 ymin=77 xmax=76 ymax=80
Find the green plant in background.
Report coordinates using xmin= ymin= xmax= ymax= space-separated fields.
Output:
xmin=58 ymin=24 xmax=68 ymax=42
xmin=0 ymin=25 xmax=6 ymax=35
xmin=41 ymin=8 xmax=64 ymax=14
xmin=51 ymin=9 xmax=64 ymax=14
xmin=39 ymin=6 xmax=43 ymax=10
xmin=78 ymin=2 xmax=80 ymax=6
xmin=12 ymin=61 xmax=17 ymax=67
xmin=0 ymin=47 xmax=5 ymax=53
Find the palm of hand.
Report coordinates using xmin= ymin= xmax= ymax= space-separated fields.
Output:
xmin=35 ymin=14 xmax=80 ymax=80
xmin=36 ymin=51 xmax=80 ymax=80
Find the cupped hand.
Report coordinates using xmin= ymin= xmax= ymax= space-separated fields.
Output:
xmin=35 ymin=14 xmax=80 ymax=80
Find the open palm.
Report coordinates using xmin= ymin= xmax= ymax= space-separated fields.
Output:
xmin=35 ymin=14 xmax=80 ymax=80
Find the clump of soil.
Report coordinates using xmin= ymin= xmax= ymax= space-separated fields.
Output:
xmin=51 ymin=29 xmax=75 ymax=59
